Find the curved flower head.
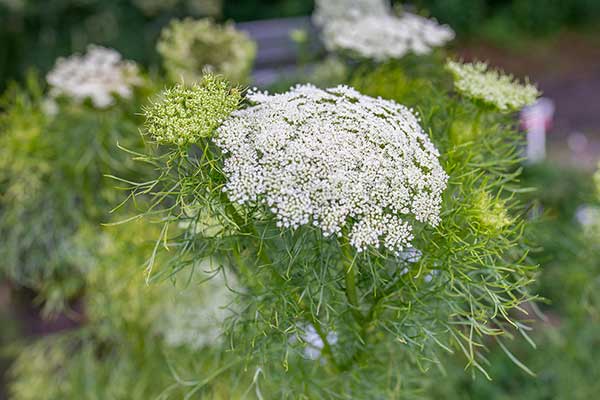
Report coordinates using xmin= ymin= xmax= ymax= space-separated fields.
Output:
xmin=321 ymin=13 xmax=454 ymax=61
xmin=46 ymin=45 xmax=142 ymax=108
xmin=157 ymin=18 xmax=256 ymax=85
xmin=446 ymin=60 xmax=540 ymax=112
xmin=143 ymin=74 xmax=241 ymax=146
xmin=215 ymin=84 xmax=448 ymax=254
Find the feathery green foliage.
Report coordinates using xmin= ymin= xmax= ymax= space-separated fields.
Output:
xmin=424 ymin=163 xmax=600 ymax=399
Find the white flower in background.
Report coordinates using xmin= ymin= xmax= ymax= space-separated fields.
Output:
xmin=160 ymin=262 xmax=238 ymax=349
xmin=446 ymin=60 xmax=540 ymax=112
xmin=296 ymin=324 xmax=338 ymax=360
xmin=395 ymin=247 xmax=421 ymax=276
xmin=424 ymin=269 xmax=439 ymax=283
xmin=576 ymin=205 xmax=600 ymax=227
xmin=578 ymin=204 xmax=600 ymax=241
xmin=402 ymin=12 xmax=456 ymax=48
xmin=321 ymin=13 xmax=454 ymax=61
xmin=399 ymin=247 xmax=422 ymax=263
xmin=46 ymin=45 xmax=142 ymax=109
xmin=215 ymin=84 xmax=448 ymax=254
xmin=40 ymin=98 xmax=59 ymax=117
xmin=312 ymin=0 xmax=390 ymax=27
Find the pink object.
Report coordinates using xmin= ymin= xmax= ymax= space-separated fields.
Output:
xmin=520 ymin=98 xmax=555 ymax=163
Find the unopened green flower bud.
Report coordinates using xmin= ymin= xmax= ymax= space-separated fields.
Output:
xmin=473 ymin=189 xmax=511 ymax=233
xmin=143 ymin=74 xmax=241 ymax=146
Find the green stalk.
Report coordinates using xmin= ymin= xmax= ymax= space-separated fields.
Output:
xmin=231 ymin=244 xmax=256 ymax=286
xmin=307 ymin=313 xmax=340 ymax=372
xmin=221 ymin=195 xmax=272 ymax=268
xmin=191 ymin=138 xmax=281 ymax=282
xmin=472 ymin=108 xmax=484 ymax=135
xmin=340 ymin=237 xmax=364 ymax=323
xmin=198 ymin=136 xmax=273 ymax=270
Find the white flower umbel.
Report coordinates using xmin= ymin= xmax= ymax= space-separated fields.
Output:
xmin=215 ymin=84 xmax=448 ymax=254
xmin=160 ymin=262 xmax=238 ymax=350
xmin=446 ymin=60 xmax=540 ymax=112
xmin=46 ymin=45 xmax=141 ymax=109
xmin=321 ymin=13 xmax=454 ymax=61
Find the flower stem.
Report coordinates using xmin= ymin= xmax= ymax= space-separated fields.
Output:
xmin=340 ymin=237 xmax=364 ymax=323
xmin=306 ymin=313 xmax=340 ymax=372
xmin=221 ymin=193 xmax=273 ymax=269
xmin=231 ymin=244 xmax=255 ymax=286
xmin=472 ymin=108 xmax=484 ymax=135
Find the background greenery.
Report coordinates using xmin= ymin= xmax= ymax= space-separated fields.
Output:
xmin=2 ymin=0 xmax=600 ymax=91
xmin=413 ymin=0 xmax=600 ymax=36
xmin=425 ymin=163 xmax=600 ymax=400
xmin=0 ymin=69 xmax=158 ymax=313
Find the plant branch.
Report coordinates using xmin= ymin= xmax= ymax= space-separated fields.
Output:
xmin=306 ymin=313 xmax=340 ymax=372
xmin=340 ymin=237 xmax=364 ymax=323
xmin=472 ymin=108 xmax=484 ymax=135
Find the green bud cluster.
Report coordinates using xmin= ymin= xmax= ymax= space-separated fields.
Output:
xmin=473 ymin=189 xmax=512 ymax=233
xmin=157 ymin=18 xmax=256 ymax=85
xmin=143 ymin=74 xmax=241 ymax=146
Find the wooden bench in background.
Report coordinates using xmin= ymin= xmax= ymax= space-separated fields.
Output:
xmin=237 ymin=16 xmax=320 ymax=86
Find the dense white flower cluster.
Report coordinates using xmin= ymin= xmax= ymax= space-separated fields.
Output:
xmin=46 ymin=45 xmax=141 ymax=109
xmin=312 ymin=0 xmax=389 ymax=27
xmin=160 ymin=263 xmax=237 ymax=350
xmin=446 ymin=60 xmax=540 ymax=112
xmin=215 ymin=84 xmax=448 ymax=254
xmin=321 ymin=12 xmax=455 ymax=61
